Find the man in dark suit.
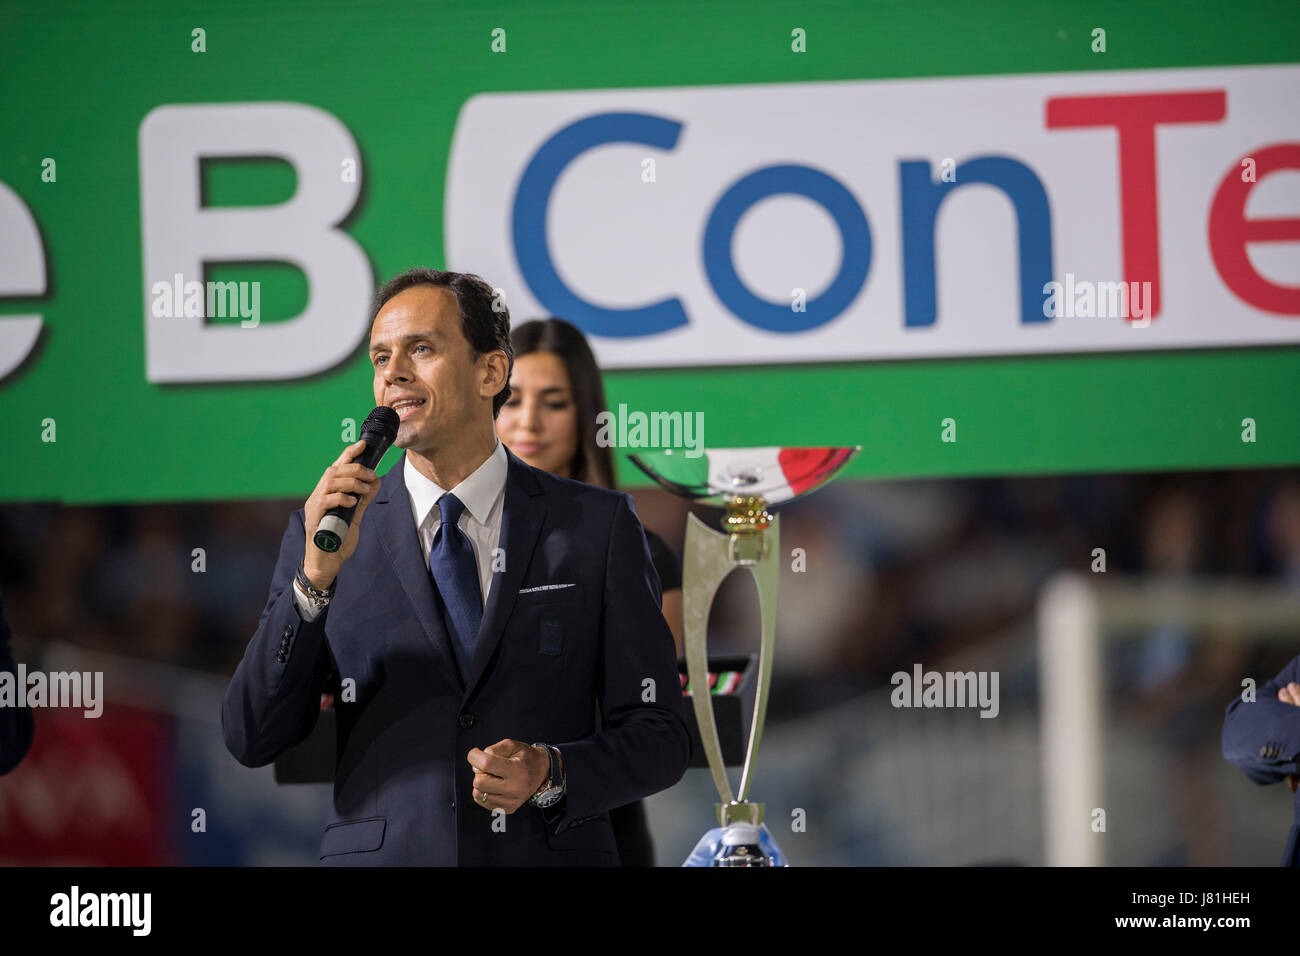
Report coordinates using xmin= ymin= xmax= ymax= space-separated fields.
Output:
xmin=1222 ymin=653 xmax=1300 ymax=865
xmin=222 ymin=268 xmax=690 ymax=865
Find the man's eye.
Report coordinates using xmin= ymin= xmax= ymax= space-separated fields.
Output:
xmin=415 ymin=345 xmax=431 ymax=354
xmin=374 ymin=356 xmax=387 ymax=366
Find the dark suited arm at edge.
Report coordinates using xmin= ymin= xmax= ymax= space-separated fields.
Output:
xmin=222 ymin=508 xmax=337 ymax=768
xmin=1222 ymin=653 xmax=1300 ymax=785
xmin=0 ymin=588 xmax=34 ymax=775
xmin=542 ymin=493 xmax=691 ymax=833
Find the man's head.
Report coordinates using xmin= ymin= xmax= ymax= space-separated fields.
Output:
xmin=369 ymin=268 xmax=513 ymax=455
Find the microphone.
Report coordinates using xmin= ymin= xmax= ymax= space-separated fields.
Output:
xmin=313 ymin=406 xmax=400 ymax=553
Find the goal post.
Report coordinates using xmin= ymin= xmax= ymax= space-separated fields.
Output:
xmin=1037 ymin=572 xmax=1300 ymax=866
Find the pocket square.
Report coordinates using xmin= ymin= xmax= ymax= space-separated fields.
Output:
xmin=518 ymin=583 xmax=576 ymax=593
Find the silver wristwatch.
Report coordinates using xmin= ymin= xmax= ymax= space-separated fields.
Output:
xmin=528 ymin=743 xmax=566 ymax=808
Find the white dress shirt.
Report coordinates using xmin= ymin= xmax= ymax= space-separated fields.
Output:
xmin=293 ymin=439 xmax=508 ymax=622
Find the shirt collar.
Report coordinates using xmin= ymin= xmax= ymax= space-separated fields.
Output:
xmin=404 ymin=438 xmax=507 ymax=529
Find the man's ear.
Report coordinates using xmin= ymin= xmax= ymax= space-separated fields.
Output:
xmin=480 ymin=349 xmax=509 ymax=398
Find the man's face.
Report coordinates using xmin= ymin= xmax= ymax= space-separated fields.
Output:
xmin=369 ymin=285 xmax=496 ymax=454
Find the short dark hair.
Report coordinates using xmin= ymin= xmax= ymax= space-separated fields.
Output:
xmin=509 ymin=318 xmax=615 ymax=490
xmin=370 ymin=268 xmax=514 ymax=418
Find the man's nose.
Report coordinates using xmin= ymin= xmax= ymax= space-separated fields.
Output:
xmin=382 ymin=355 xmax=412 ymax=387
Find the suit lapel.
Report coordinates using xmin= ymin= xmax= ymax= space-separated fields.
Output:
xmin=461 ymin=448 xmax=546 ymax=700
xmin=373 ymin=452 xmax=465 ymax=693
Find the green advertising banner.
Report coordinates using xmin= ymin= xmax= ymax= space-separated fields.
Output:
xmin=1 ymin=0 xmax=1298 ymax=504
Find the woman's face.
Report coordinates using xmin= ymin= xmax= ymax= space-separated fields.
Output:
xmin=496 ymin=350 xmax=581 ymax=479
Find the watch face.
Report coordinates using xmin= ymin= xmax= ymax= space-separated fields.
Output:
xmin=538 ymin=788 xmax=563 ymax=807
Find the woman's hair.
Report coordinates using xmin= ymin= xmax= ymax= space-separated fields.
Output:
xmin=508 ymin=318 xmax=616 ymax=490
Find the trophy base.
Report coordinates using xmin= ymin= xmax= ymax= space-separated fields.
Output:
xmin=711 ymin=822 xmax=774 ymax=866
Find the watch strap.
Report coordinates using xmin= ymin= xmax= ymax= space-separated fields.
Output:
xmin=546 ymin=744 xmax=565 ymax=790
xmin=529 ymin=741 xmax=563 ymax=805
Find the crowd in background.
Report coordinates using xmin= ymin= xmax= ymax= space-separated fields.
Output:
xmin=2 ymin=467 xmax=1297 ymax=721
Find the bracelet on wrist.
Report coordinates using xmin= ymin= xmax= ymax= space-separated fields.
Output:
xmin=295 ymin=560 xmax=336 ymax=600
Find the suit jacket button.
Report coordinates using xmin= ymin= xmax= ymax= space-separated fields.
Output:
xmin=458 ymin=712 xmax=475 ymax=728
xmin=1260 ymin=746 xmax=1270 ymax=757
xmin=282 ymin=625 xmax=293 ymax=638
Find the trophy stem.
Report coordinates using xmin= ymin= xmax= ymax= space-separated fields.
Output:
xmin=682 ymin=500 xmax=778 ymax=828
xmin=737 ymin=532 xmax=778 ymax=803
xmin=683 ymin=513 xmax=738 ymax=807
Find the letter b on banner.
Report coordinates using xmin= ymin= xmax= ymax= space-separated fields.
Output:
xmin=139 ymin=103 xmax=370 ymax=382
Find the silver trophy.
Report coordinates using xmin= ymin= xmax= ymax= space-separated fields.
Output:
xmin=630 ymin=445 xmax=860 ymax=865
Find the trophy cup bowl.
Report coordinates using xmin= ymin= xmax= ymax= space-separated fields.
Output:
xmin=628 ymin=446 xmax=860 ymax=866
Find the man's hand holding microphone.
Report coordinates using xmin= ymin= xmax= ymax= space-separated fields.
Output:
xmin=302 ymin=438 xmax=382 ymax=591
xmin=300 ymin=406 xmax=400 ymax=594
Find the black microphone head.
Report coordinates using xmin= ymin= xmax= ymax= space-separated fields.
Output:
xmin=361 ymin=405 xmax=400 ymax=441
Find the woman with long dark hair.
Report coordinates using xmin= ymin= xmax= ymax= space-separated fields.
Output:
xmin=496 ymin=317 xmax=684 ymax=867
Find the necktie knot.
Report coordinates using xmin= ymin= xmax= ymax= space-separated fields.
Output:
xmin=438 ymin=492 xmax=466 ymax=529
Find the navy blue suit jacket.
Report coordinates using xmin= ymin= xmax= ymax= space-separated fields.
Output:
xmin=1221 ymin=653 xmax=1300 ymax=866
xmin=222 ymin=446 xmax=690 ymax=865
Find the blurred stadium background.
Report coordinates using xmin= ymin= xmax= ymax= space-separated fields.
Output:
xmin=1 ymin=0 xmax=1298 ymax=865
xmin=3 ymin=469 xmax=1299 ymax=864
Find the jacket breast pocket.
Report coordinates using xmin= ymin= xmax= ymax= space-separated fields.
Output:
xmin=320 ymin=816 xmax=386 ymax=859
xmin=512 ymin=585 xmax=583 ymax=656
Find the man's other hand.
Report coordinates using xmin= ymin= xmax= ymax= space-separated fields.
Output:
xmin=467 ymin=739 xmax=551 ymax=813
xmin=1278 ymin=682 xmax=1300 ymax=707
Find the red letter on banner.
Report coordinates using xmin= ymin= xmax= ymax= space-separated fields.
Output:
xmin=1046 ymin=91 xmax=1226 ymax=320
xmin=1209 ymin=143 xmax=1300 ymax=315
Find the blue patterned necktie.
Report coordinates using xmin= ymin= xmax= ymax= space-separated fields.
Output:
xmin=428 ymin=493 xmax=483 ymax=678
